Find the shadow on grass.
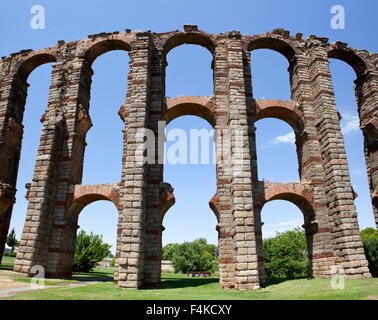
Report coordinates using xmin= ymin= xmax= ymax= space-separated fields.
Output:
xmin=0 ymin=257 xmax=15 ymax=271
xmin=0 ymin=264 xmax=14 ymax=271
xmin=70 ymin=271 xmax=114 ymax=283
xmin=264 ymin=275 xmax=312 ymax=287
xmin=160 ymin=275 xmax=312 ymax=290
xmin=160 ymin=275 xmax=219 ymax=289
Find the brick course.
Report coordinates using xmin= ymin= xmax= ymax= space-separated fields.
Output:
xmin=0 ymin=26 xmax=375 ymax=288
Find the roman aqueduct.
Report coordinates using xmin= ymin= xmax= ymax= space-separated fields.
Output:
xmin=0 ymin=26 xmax=377 ymax=290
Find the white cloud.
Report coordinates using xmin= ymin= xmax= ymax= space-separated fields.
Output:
xmin=341 ymin=114 xmax=359 ymax=135
xmin=269 ymin=132 xmax=295 ymax=145
xmin=351 ymin=169 xmax=363 ymax=177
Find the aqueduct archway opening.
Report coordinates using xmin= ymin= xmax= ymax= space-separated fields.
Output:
xmin=0 ymin=26 xmax=375 ymax=290
xmin=160 ymin=114 xmax=218 ymax=286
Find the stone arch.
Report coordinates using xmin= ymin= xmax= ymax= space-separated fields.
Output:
xmin=0 ymin=50 xmax=58 ymax=266
xmin=327 ymin=46 xmax=378 ymax=226
xmin=7 ymin=51 xmax=58 ymax=125
xmin=66 ymin=184 xmax=121 ymax=220
xmin=82 ymin=38 xmax=132 ymax=66
xmin=44 ymin=184 xmax=121 ymax=278
xmin=246 ymin=34 xmax=297 ymax=63
xmin=260 ymin=183 xmax=315 ymax=222
xmin=254 ymin=101 xmax=303 ymax=181
xmin=13 ymin=51 xmax=58 ymax=79
xmin=161 ymin=32 xmax=216 ymax=100
xmin=164 ymin=96 xmax=216 ymax=127
xmin=258 ymin=182 xmax=321 ymax=279
xmin=254 ymin=99 xmax=304 ymax=135
xmin=77 ymin=38 xmax=132 ymax=186
xmin=159 ymin=31 xmax=216 ymax=57
xmin=327 ymin=47 xmax=368 ymax=78
xmin=74 ymin=37 xmax=132 ymax=123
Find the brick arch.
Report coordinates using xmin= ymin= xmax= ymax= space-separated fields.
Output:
xmin=260 ymin=183 xmax=315 ymax=220
xmin=246 ymin=34 xmax=297 ymax=62
xmin=13 ymin=50 xmax=58 ymax=80
xmin=66 ymin=184 xmax=121 ymax=219
xmin=164 ymin=96 xmax=216 ymax=127
xmin=82 ymin=38 xmax=132 ymax=66
xmin=76 ymin=37 xmax=132 ymax=186
xmin=0 ymin=49 xmax=59 ymax=195
xmin=254 ymin=99 xmax=304 ymax=134
xmin=5 ymin=50 xmax=58 ymax=127
xmin=159 ymin=31 xmax=216 ymax=56
xmin=327 ymin=47 xmax=368 ymax=78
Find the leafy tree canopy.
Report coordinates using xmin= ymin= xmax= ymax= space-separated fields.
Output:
xmin=360 ymin=228 xmax=378 ymax=277
xmin=72 ymin=230 xmax=111 ymax=273
xmin=263 ymin=227 xmax=309 ymax=279
xmin=163 ymin=238 xmax=218 ymax=273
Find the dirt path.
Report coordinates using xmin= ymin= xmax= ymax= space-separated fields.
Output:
xmin=0 ymin=270 xmax=97 ymax=299
xmin=0 ymin=281 xmax=97 ymax=299
xmin=0 ymin=270 xmax=29 ymax=290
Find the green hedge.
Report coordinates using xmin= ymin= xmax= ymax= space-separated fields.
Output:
xmin=361 ymin=228 xmax=378 ymax=277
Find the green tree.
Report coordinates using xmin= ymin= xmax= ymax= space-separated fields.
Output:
xmin=171 ymin=239 xmax=217 ymax=273
xmin=6 ymin=228 xmax=19 ymax=253
xmin=360 ymin=227 xmax=378 ymax=277
xmin=162 ymin=243 xmax=180 ymax=260
xmin=192 ymin=238 xmax=218 ymax=258
xmin=361 ymin=227 xmax=378 ymax=241
xmin=263 ymin=227 xmax=309 ymax=279
xmin=72 ymin=230 xmax=112 ymax=273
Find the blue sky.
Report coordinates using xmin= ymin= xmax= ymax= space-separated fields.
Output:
xmin=1 ymin=1 xmax=376 ymax=252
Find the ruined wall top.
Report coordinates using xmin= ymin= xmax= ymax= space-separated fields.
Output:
xmin=1 ymin=25 xmax=377 ymax=81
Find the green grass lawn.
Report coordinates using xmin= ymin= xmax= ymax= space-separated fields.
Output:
xmin=0 ymin=256 xmax=16 ymax=271
xmin=1 ymin=255 xmax=377 ymax=300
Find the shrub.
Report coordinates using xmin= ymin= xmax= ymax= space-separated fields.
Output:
xmin=72 ymin=230 xmax=111 ymax=273
xmin=360 ymin=228 xmax=378 ymax=277
xmin=263 ymin=228 xmax=309 ymax=279
xmin=110 ymin=257 xmax=116 ymax=268
xmin=169 ymin=239 xmax=217 ymax=273
xmin=162 ymin=243 xmax=180 ymax=260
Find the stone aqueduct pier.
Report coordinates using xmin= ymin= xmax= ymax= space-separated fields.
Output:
xmin=0 ymin=26 xmax=377 ymax=290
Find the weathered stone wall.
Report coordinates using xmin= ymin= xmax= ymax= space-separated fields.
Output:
xmin=0 ymin=26 xmax=374 ymax=286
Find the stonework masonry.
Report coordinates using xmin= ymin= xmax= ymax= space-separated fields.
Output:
xmin=0 ymin=26 xmax=376 ymax=289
